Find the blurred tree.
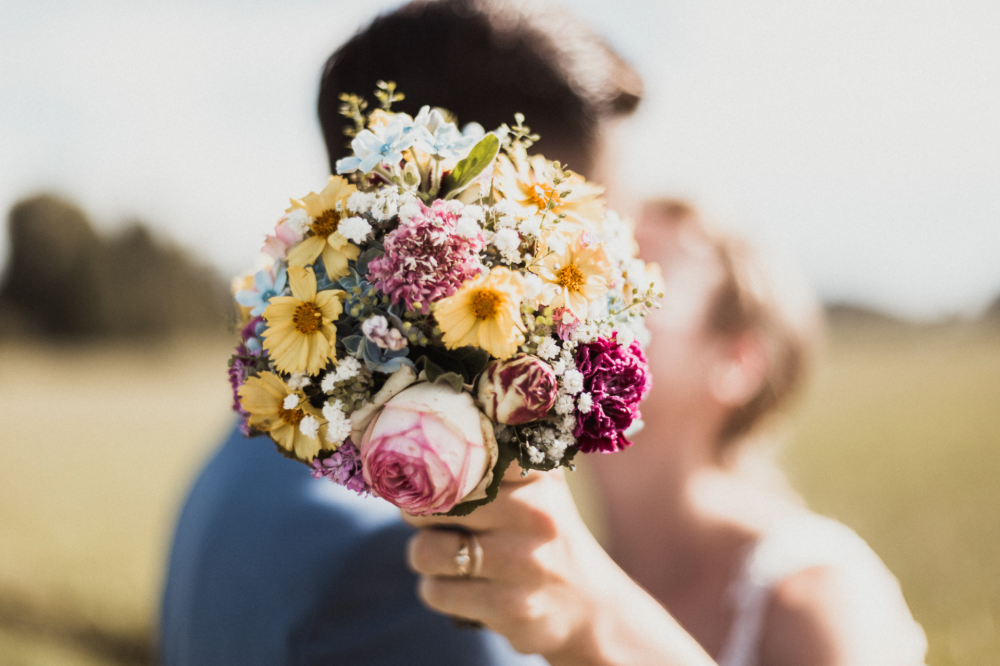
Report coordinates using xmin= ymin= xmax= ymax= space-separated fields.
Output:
xmin=0 ymin=194 xmax=233 ymax=339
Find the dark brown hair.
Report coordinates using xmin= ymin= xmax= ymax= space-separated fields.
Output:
xmin=317 ymin=0 xmax=642 ymax=178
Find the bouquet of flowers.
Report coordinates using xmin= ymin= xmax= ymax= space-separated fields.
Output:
xmin=229 ymin=82 xmax=662 ymax=516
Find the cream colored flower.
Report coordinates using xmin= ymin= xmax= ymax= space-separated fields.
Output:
xmin=238 ymin=371 xmax=330 ymax=461
xmin=531 ymin=232 xmax=613 ymax=320
xmin=492 ymin=152 xmax=605 ymax=236
xmin=262 ymin=266 xmax=344 ymax=376
xmin=434 ymin=266 xmax=526 ymax=360
xmin=286 ymin=176 xmax=360 ymax=280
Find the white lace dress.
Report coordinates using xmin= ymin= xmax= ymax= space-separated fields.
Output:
xmin=715 ymin=514 xmax=928 ymax=666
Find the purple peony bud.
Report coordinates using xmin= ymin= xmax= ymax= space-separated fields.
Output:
xmin=477 ymin=354 xmax=558 ymax=425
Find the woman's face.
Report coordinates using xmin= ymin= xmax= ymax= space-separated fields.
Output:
xmin=634 ymin=214 xmax=725 ymax=424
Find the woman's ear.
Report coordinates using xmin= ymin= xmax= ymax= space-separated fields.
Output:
xmin=708 ymin=331 xmax=768 ymax=407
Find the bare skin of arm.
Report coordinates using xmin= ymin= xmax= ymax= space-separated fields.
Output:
xmin=406 ymin=468 xmax=921 ymax=666
xmin=405 ymin=468 xmax=715 ymax=666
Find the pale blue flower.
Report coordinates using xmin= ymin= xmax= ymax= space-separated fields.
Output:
xmin=235 ymin=263 xmax=287 ymax=316
xmin=411 ymin=106 xmax=480 ymax=159
xmin=414 ymin=123 xmax=479 ymax=159
xmin=335 ymin=116 xmax=417 ymax=174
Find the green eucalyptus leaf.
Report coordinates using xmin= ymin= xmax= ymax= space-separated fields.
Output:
xmin=441 ymin=133 xmax=500 ymax=199
xmin=441 ymin=439 xmax=518 ymax=516
xmin=414 ymin=347 xmax=480 ymax=384
xmin=432 ymin=371 xmax=465 ymax=393
xmin=355 ymin=248 xmax=381 ymax=277
xmin=450 ymin=346 xmax=490 ymax=381
xmin=415 ymin=355 xmax=460 ymax=391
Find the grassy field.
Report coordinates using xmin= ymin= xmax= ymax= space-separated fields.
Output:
xmin=0 ymin=322 xmax=997 ymax=664
xmin=783 ymin=321 xmax=1000 ymax=666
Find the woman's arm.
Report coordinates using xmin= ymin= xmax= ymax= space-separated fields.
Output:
xmin=404 ymin=467 xmax=716 ymax=666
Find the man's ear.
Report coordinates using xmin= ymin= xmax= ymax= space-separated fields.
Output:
xmin=708 ymin=331 xmax=768 ymax=407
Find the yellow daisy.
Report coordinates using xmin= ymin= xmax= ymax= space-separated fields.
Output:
xmin=493 ymin=152 xmax=605 ymax=235
xmin=531 ymin=232 xmax=613 ymax=321
xmin=262 ymin=266 xmax=345 ymax=376
xmin=238 ymin=371 xmax=329 ymax=461
xmin=286 ymin=176 xmax=360 ymax=281
xmin=434 ymin=267 xmax=526 ymax=360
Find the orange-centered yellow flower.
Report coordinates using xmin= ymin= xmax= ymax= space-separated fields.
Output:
xmin=434 ymin=266 xmax=526 ymax=360
xmin=493 ymin=152 xmax=605 ymax=235
xmin=238 ymin=372 xmax=330 ymax=460
xmin=531 ymin=232 xmax=613 ymax=320
xmin=286 ymin=176 xmax=360 ymax=281
xmin=262 ymin=266 xmax=345 ymax=376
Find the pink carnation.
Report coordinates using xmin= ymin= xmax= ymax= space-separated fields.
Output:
xmin=367 ymin=200 xmax=485 ymax=313
xmin=573 ymin=336 xmax=652 ymax=453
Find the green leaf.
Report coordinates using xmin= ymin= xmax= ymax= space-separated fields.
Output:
xmin=441 ymin=438 xmax=518 ymax=516
xmin=414 ymin=346 xmax=488 ymax=385
xmin=450 ymin=346 xmax=490 ymax=381
xmin=515 ymin=444 xmax=579 ymax=472
xmin=441 ymin=133 xmax=500 ymax=199
xmin=433 ymin=370 xmax=464 ymax=392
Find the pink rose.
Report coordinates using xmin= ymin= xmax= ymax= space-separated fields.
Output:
xmin=359 ymin=382 xmax=498 ymax=516
xmin=476 ymin=354 xmax=558 ymax=425
xmin=261 ymin=216 xmax=304 ymax=260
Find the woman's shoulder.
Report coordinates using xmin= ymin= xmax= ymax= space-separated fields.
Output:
xmin=748 ymin=514 xmax=928 ymax=666
xmin=741 ymin=513 xmax=884 ymax=587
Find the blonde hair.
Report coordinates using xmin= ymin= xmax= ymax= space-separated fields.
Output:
xmin=641 ymin=199 xmax=822 ymax=449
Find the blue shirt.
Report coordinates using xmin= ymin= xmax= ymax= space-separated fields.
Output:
xmin=161 ymin=426 xmax=544 ymax=666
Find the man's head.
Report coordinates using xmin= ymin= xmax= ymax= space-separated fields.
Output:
xmin=318 ymin=0 xmax=642 ymax=179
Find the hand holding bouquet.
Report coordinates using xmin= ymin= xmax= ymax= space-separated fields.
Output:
xmin=229 ymin=82 xmax=662 ymax=515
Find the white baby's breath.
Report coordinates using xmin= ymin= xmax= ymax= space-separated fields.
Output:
xmin=286 ymin=372 xmax=311 ymax=390
xmin=339 ymin=216 xmax=372 ymax=244
xmin=492 ymin=199 xmax=518 ymax=217
xmin=522 ymin=273 xmax=544 ymax=301
xmin=554 ymin=393 xmax=575 ymax=415
xmin=283 ymin=394 xmax=301 ymax=410
xmin=562 ymin=369 xmax=585 ymax=395
xmin=577 ymin=392 xmax=593 ymax=414
xmin=517 ymin=215 xmax=542 ymax=237
xmin=299 ymin=415 xmax=320 ymax=440
xmin=492 ymin=228 xmax=521 ymax=263
xmin=398 ymin=201 xmax=422 ymax=221
xmin=286 ymin=208 xmax=311 ymax=235
xmin=462 ymin=204 xmax=485 ymax=221
xmin=616 ymin=326 xmax=636 ymax=349
xmin=536 ymin=336 xmax=559 ymax=360
xmin=322 ymin=356 xmax=363 ymax=393
xmin=322 ymin=400 xmax=352 ymax=445
xmin=346 ymin=191 xmax=374 ymax=213
xmin=455 ymin=215 xmax=482 ymax=239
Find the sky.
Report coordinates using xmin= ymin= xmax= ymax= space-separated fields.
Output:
xmin=2 ymin=0 xmax=999 ymax=320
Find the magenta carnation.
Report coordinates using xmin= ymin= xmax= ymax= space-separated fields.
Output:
xmin=573 ymin=336 xmax=652 ymax=453
xmin=366 ymin=200 xmax=485 ymax=313
xmin=311 ymin=441 xmax=371 ymax=496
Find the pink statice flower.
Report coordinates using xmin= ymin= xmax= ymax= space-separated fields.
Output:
xmin=366 ymin=200 xmax=485 ymax=313
xmin=261 ymin=215 xmax=304 ymax=261
xmin=573 ymin=336 xmax=652 ymax=453
xmin=311 ymin=441 xmax=371 ymax=496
